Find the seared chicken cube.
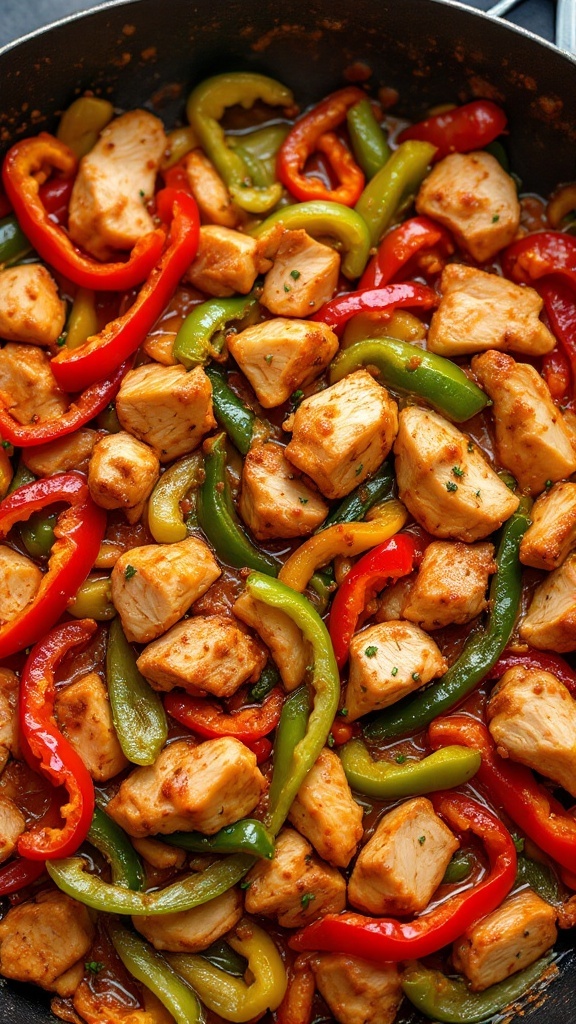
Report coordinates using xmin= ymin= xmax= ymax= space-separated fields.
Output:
xmin=261 ymin=228 xmax=340 ymax=317
xmin=311 ymin=955 xmax=402 ymax=1024
xmin=472 ymin=350 xmax=576 ymax=495
xmin=107 ymin=737 xmax=265 ymax=837
xmin=453 ymin=890 xmax=557 ymax=991
xmin=401 ymin=540 xmax=496 ymax=630
xmin=228 ymin=318 xmax=338 ymax=409
xmin=23 ymin=428 xmax=98 ymax=477
xmin=520 ymin=482 xmax=576 ymax=570
xmin=131 ymin=836 xmax=186 ymax=871
xmin=375 ymin=575 xmax=416 ymax=624
xmin=416 ymin=150 xmax=520 ymax=261
xmin=68 ymin=110 xmax=166 ymax=260
xmin=136 ymin=614 xmax=266 ymax=698
xmin=183 ymin=149 xmax=241 ymax=227
xmin=288 ymin=748 xmax=363 ymax=867
xmin=0 ymin=668 xmax=19 ymax=771
xmin=110 ymin=536 xmax=220 ymax=643
xmin=133 ymin=890 xmax=243 ymax=953
xmin=346 ymin=621 xmax=446 ymax=722
xmin=239 ymin=442 xmax=328 ymax=540
xmin=394 ymin=406 xmax=519 ymax=542
xmin=0 ymin=546 xmax=42 ymax=626
xmin=0 ymin=265 xmax=65 ymax=347
xmin=88 ymin=431 xmax=160 ymax=522
xmin=348 ymin=796 xmax=458 ymax=916
xmin=427 ymin=264 xmax=555 ymax=358
xmin=187 ymin=225 xmax=265 ymax=296
xmin=0 ymin=795 xmax=25 ymax=864
xmin=520 ymin=552 xmax=576 ymax=652
xmin=285 ymin=370 xmax=398 ymax=499
xmin=487 ymin=666 xmax=576 ymax=797
xmin=54 ymin=672 xmax=128 ymax=782
xmin=244 ymin=827 xmax=346 ymax=928
xmin=0 ymin=342 xmax=67 ymax=425
xmin=116 ymin=363 xmax=215 ymax=463
xmin=234 ymin=591 xmax=311 ymax=691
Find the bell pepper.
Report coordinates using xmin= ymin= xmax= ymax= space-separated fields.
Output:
xmin=347 ymin=98 xmax=391 ymax=180
xmin=503 ymin=230 xmax=576 ymax=291
xmin=442 ymin=851 xmax=474 ymax=884
xmin=397 ymin=99 xmax=508 ymax=161
xmin=229 ymin=124 xmax=290 ymax=188
xmin=173 ymin=293 xmax=259 ymax=369
xmin=339 ymin=738 xmax=480 ymax=798
xmin=320 ymin=461 xmax=394 ymax=531
xmin=148 ymin=452 xmax=204 ymax=544
xmin=516 ymin=854 xmax=560 ymax=907
xmin=164 ymin=818 xmax=275 ymax=860
xmin=0 ymin=213 xmax=32 ymax=266
xmin=0 ymin=857 xmax=46 ymax=895
xmin=359 ymin=215 xmax=454 ymax=290
xmin=312 ymin=281 xmax=439 ymax=334
xmin=67 ymin=576 xmax=116 ymax=621
xmin=266 ymin=685 xmax=310 ymax=822
xmin=0 ymin=473 xmax=106 ymax=658
xmin=50 ymin=189 xmax=200 ymax=392
xmin=106 ymin=616 xmax=168 ymax=766
xmin=87 ymin=805 xmax=145 ymax=890
xmin=1 ymin=133 xmax=165 ymax=290
xmin=65 ymin=287 xmax=99 ymax=350
xmin=56 ymin=96 xmax=114 ymax=158
xmin=536 ymin=279 xmax=576 ymax=399
xmin=205 ymin=367 xmax=257 ymax=456
xmin=542 ymin=344 xmax=571 ymax=405
xmin=164 ymin=686 xmax=284 ymax=741
xmin=18 ymin=619 xmax=96 ymax=860
xmin=39 ymin=176 xmax=74 ymax=224
xmin=19 ymin=510 xmax=57 ymax=559
xmin=276 ymin=958 xmax=315 ymax=1024
xmin=200 ymin=939 xmax=248 ymax=976
xmin=290 ymin=791 xmax=517 ymax=960
xmin=250 ymin=662 xmax=281 ymax=703
xmin=355 ymin=140 xmax=437 ymax=247
xmin=486 ymin=646 xmax=576 ymax=697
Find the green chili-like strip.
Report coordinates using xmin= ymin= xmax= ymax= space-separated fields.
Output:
xmin=355 ymin=140 xmax=437 ymax=247
xmin=106 ymin=616 xmax=168 ymax=766
xmin=0 ymin=215 xmax=32 ymax=267
xmin=87 ymin=805 xmax=145 ymax=890
xmin=339 ymin=739 xmax=481 ymax=799
xmin=319 ymin=461 xmax=394 ymax=531
xmin=163 ymin=819 xmax=275 ymax=860
xmin=148 ymin=452 xmax=204 ymax=544
xmin=205 ymin=367 xmax=256 ymax=456
xmin=346 ymin=98 xmax=391 ymax=180
xmin=173 ymin=294 xmax=258 ymax=370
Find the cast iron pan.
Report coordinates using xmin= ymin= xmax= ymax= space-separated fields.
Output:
xmin=0 ymin=0 xmax=575 ymax=1020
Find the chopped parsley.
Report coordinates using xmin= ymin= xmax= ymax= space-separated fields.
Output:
xmin=291 ymin=389 xmax=304 ymax=404
xmin=492 ymin=213 xmax=500 ymax=223
xmin=124 ymin=564 xmax=137 ymax=580
xmin=418 ymin=835 xmax=426 ymax=845
xmin=1 ymin=441 xmax=10 ymax=449
xmin=395 ymin=753 xmax=406 ymax=764
xmin=512 ymin=833 xmax=525 ymax=853
xmin=301 ymin=893 xmax=316 ymax=910
xmin=327 ymin=732 xmax=335 ymax=748
xmin=264 ymin=354 xmax=273 ymax=364
xmin=283 ymin=284 xmax=291 ymax=293
xmin=339 ymin=707 xmax=349 ymax=717
xmin=290 ymin=269 xmax=301 ymax=280
xmin=391 ymin=666 xmax=398 ymax=677
xmin=446 ymin=481 xmax=458 ymax=492
xmin=545 ymin=479 xmax=553 ymax=490
xmin=364 ymin=645 xmax=378 ymax=658
xmin=452 ymin=465 xmax=464 ymax=478
xmin=85 ymin=961 xmax=104 ymax=975
xmin=240 ymin=880 xmax=252 ymax=890
xmin=475 ymin=489 xmax=482 ymax=498
xmin=412 ymin=672 xmax=420 ymax=681
xmin=467 ymin=440 xmax=474 ymax=452
xmin=355 ymin=463 xmax=364 ymax=476
xmin=298 ymin=496 xmax=309 ymax=504
xmin=56 ymin=333 xmax=67 ymax=347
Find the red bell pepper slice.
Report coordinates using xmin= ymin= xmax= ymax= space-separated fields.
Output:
xmin=164 ymin=686 xmax=284 ymax=742
xmin=39 ymin=176 xmax=74 ymax=225
xmin=290 ymin=791 xmax=516 ymax=960
xmin=312 ymin=281 xmax=438 ymax=335
xmin=429 ymin=715 xmax=576 ymax=873
xmin=0 ymin=473 xmax=106 ymax=658
xmin=277 ymin=86 xmax=366 ymax=205
xmin=1 ymin=133 xmax=166 ymax=290
xmin=542 ymin=344 xmax=571 ymax=405
xmin=537 ymin=279 xmax=576 ymax=398
xmin=18 ymin=619 xmax=96 ymax=860
xmin=0 ymin=857 xmax=46 ymax=895
xmin=359 ymin=215 xmax=454 ymax=290
xmin=486 ymin=646 xmax=576 ymax=697
xmin=50 ymin=188 xmax=200 ymax=393
xmin=503 ymin=231 xmax=576 ymax=292
xmin=397 ymin=100 xmax=507 ymax=162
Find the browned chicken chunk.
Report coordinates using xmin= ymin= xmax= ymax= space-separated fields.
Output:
xmin=54 ymin=672 xmax=128 ymax=782
xmin=133 ymin=889 xmax=243 ymax=952
xmin=88 ymin=431 xmax=160 ymax=522
xmin=187 ymin=225 xmax=265 ymax=296
xmin=0 ymin=342 xmax=67 ymax=425
xmin=311 ymin=954 xmax=403 ymax=1024
xmin=0 ymin=546 xmax=42 ymax=626
xmin=233 ymin=591 xmax=311 ymax=691
xmin=288 ymin=748 xmax=363 ymax=867
xmin=399 ymin=540 xmax=496 ymax=630
xmin=183 ymin=149 xmax=241 ymax=227
xmin=239 ymin=441 xmax=328 ymax=539
xmin=520 ymin=482 xmax=576 ymax=570
xmin=23 ymin=428 xmax=98 ymax=477
xmin=520 ymin=552 xmax=576 ymax=652
xmin=261 ymin=228 xmax=340 ymax=317
xmin=0 ymin=264 xmax=65 ymax=346
xmin=0 ymin=794 xmax=25 ymax=864
xmin=0 ymin=668 xmax=19 ymax=771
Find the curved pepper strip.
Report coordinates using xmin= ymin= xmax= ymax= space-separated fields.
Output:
xmin=542 ymin=343 xmax=571 ymax=405
xmin=397 ymin=100 xmax=508 ymax=161
xmin=0 ymin=213 xmax=32 ymax=266
xmin=537 ymin=279 xmax=576 ymax=399
xmin=339 ymin=738 xmax=480 ymax=798
xmin=355 ymin=140 xmax=437 ymax=248
xmin=205 ymin=367 xmax=256 ymax=456
xmin=173 ymin=293 xmax=258 ymax=369
xmin=503 ymin=231 xmax=576 ymax=291
xmin=148 ymin=452 xmax=204 ymax=544
xmin=290 ymin=791 xmax=517 ymax=960
xmin=68 ymin=577 xmax=115 ymax=621
xmin=106 ymin=616 xmax=168 ymax=766
xmin=267 ymin=686 xmax=310 ymax=821
xmin=0 ymin=474 xmax=106 ymax=658
xmin=0 ymin=857 xmax=46 ymax=895
xmin=1 ymin=133 xmax=165 ymax=290
xmin=320 ymin=461 xmax=394 ymax=531
xmin=164 ymin=818 xmax=275 ymax=860
xmin=312 ymin=282 xmax=438 ymax=335
xmin=87 ymin=805 xmax=145 ymax=890
xmin=359 ymin=215 xmax=454 ymax=290
xmin=486 ymin=646 xmax=576 ymax=697
xmin=230 ymin=124 xmax=290 ymax=189
xmin=347 ymin=98 xmax=391 ymax=180
xmin=165 ymin=686 xmax=284 ymax=741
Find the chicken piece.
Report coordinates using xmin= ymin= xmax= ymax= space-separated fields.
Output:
xmin=183 ymin=149 xmax=241 ymax=227
xmin=520 ymin=482 xmax=576 ymax=570
xmin=186 ymin=225 xmax=266 ymax=296
xmin=0 ymin=668 xmax=19 ymax=771
xmin=311 ymin=955 xmax=402 ymax=1024
xmin=0 ymin=794 xmax=25 ymax=864
xmin=107 ymin=737 xmax=265 ymax=837
xmin=136 ymin=615 xmax=266 ymax=698
xmin=74 ymin=984 xmax=166 ymax=1024
xmin=346 ymin=621 xmax=446 ymax=722
xmin=228 ymin=318 xmax=338 ymax=409
xmin=427 ymin=264 xmax=555 ymax=358
xmin=133 ymin=889 xmax=243 ymax=952
xmin=233 ymin=591 xmax=311 ymax=691
xmin=520 ymin=552 xmax=576 ymax=652
xmin=472 ymin=350 xmax=576 ymax=495
xmin=0 ymin=890 xmax=94 ymax=993
xmin=487 ymin=666 xmax=576 ymax=797
xmin=261 ymin=228 xmax=340 ymax=317
xmin=23 ymin=428 xmax=98 ymax=477
xmin=416 ymin=150 xmax=520 ymax=261
xmin=0 ymin=264 xmax=66 ymax=346
xmin=0 ymin=342 xmax=68 ymax=425
xmin=288 ymin=749 xmax=363 ymax=867
xmin=285 ymin=370 xmax=398 ymax=499
xmin=116 ymin=363 xmax=215 ymax=463
xmin=394 ymin=406 xmax=519 ymax=542
xmin=239 ymin=442 xmax=328 ymax=540
xmin=68 ymin=110 xmax=166 ymax=260
xmin=348 ymin=796 xmax=458 ymax=916
xmin=401 ymin=540 xmax=496 ymax=630
xmin=110 ymin=536 xmax=221 ymax=643
xmin=0 ymin=546 xmax=42 ymax=626
xmin=54 ymin=672 xmax=128 ymax=782
xmin=244 ymin=827 xmax=346 ymax=928
xmin=131 ymin=837 xmax=186 ymax=871
xmin=375 ymin=576 xmax=416 ymax=623
xmin=88 ymin=431 xmax=160 ymax=523
xmin=453 ymin=890 xmax=557 ymax=991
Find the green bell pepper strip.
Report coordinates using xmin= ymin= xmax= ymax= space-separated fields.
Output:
xmin=329 ymin=337 xmax=490 ymax=423
xmin=148 ymin=452 xmax=204 ymax=544
xmin=106 ymin=616 xmax=168 ymax=765
xmin=200 ymin=939 xmax=247 ymax=977
xmin=186 ymin=72 xmax=293 ymax=214
xmin=250 ymin=662 xmax=280 ymax=702
xmin=108 ymin=920 xmax=204 ymax=1024
xmin=173 ymin=294 xmax=258 ymax=369
xmin=246 ymin=574 xmax=340 ymax=836
xmin=68 ymin=577 xmax=116 ymax=620
xmin=516 ymin=854 xmax=561 ymax=906
xmin=163 ymin=819 xmax=275 ymax=860
xmin=87 ymin=805 xmax=145 ymax=890
xmin=7 ymin=460 xmax=35 ymax=494
xmin=229 ymin=123 xmax=290 ymax=188
xmin=365 ymin=494 xmax=532 ymax=740
xmin=19 ymin=510 xmax=57 ymax=558
xmin=197 ymin=433 xmax=279 ymax=575
xmin=250 ymin=200 xmax=371 ymax=280
xmin=339 ymin=739 xmax=481 ymax=799
xmin=319 ymin=461 xmax=394 ymax=531
xmin=401 ymin=955 xmax=554 ymax=1024
xmin=442 ymin=850 xmax=474 ymax=884
xmin=266 ymin=685 xmax=310 ymax=820
xmin=346 ymin=99 xmax=391 ymax=180
xmin=0 ymin=214 xmax=32 ymax=267
xmin=205 ymin=367 xmax=256 ymax=456
xmin=355 ymin=140 xmax=437 ymax=247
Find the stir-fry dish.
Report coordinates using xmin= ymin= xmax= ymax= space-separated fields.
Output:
xmin=0 ymin=70 xmax=576 ymax=1024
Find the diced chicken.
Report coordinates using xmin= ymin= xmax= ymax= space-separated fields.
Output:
xmin=136 ymin=614 xmax=266 ymax=698
xmin=131 ymin=836 xmax=186 ymax=871
xmin=183 ymin=149 xmax=241 ymax=227
xmin=0 ymin=890 xmax=94 ymax=993
xmin=0 ymin=264 xmax=66 ymax=347
xmin=394 ymin=406 xmax=519 ymax=542
xmin=0 ymin=342 xmax=67 ymax=425
xmin=107 ymin=737 xmax=265 ymax=837
xmin=68 ymin=110 xmax=166 ymax=260
xmin=427 ymin=264 xmax=555 ymax=358
xmin=348 ymin=796 xmax=458 ymax=916
xmin=311 ymin=955 xmax=402 ymax=1024
xmin=416 ymin=150 xmax=520 ymax=261
xmin=285 ymin=370 xmax=398 ymax=499
xmin=453 ymin=890 xmax=557 ymax=991
xmin=116 ymin=363 xmax=215 ymax=463
xmin=133 ymin=889 xmax=243 ymax=952
xmin=234 ymin=591 xmax=311 ymax=691
xmin=244 ymin=827 xmax=346 ymax=928
xmin=520 ymin=552 xmax=576 ymax=652
xmin=401 ymin=540 xmax=496 ymax=630
xmin=487 ymin=666 xmax=576 ymax=797
xmin=54 ymin=672 xmax=128 ymax=782
xmin=472 ymin=350 xmax=576 ymax=495
xmin=261 ymin=228 xmax=340 ymax=317
xmin=0 ymin=794 xmax=25 ymax=864
xmin=187 ymin=225 xmax=267 ymax=296
xmin=23 ymin=428 xmax=98 ymax=477
xmin=0 ymin=668 xmax=19 ymax=771
xmin=346 ymin=620 xmax=446 ymax=722
xmin=88 ymin=431 xmax=160 ymax=523
xmin=520 ymin=482 xmax=576 ymax=570
xmin=375 ymin=576 xmax=415 ymax=624
xmin=288 ymin=748 xmax=363 ymax=867
xmin=110 ymin=536 xmax=221 ymax=643
xmin=239 ymin=441 xmax=328 ymax=540
xmin=228 ymin=318 xmax=338 ymax=409
xmin=74 ymin=984 xmax=168 ymax=1024
xmin=0 ymin=546 xmax=42 ymax=626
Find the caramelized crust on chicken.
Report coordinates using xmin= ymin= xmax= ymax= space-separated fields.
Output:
xmin=133 ymin=889 xmax=243 ymax=953
xmin=400 ymin=540 xmax=496 ymax=630
xmin=288 ymin=748 xmax=364 ymax=867
xmin=54 ymin=671 xmax=128 ymax=782
xmin=0 ymin=264 xmax=66 ymax=346
xmin=520 ymin=482 xmax=576 ymax=570
xmin=520 ymin=552 xmax=576 ymax=652
xmin=311 ymin=954 xmax=403 ymax=1024
xmin=239 ymin=441 xmax=328 ymax=539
